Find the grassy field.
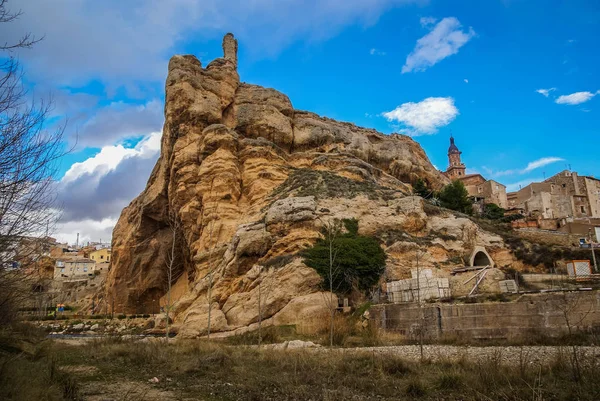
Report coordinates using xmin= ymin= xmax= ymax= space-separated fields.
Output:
xmin=2 ymin=328 xmax=600 ymax=401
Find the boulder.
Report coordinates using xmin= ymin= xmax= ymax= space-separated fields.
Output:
xmin=71 ymin=323 xmax=84 ymax=331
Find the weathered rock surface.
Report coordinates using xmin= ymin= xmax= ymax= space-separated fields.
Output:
xmin=106 ymin=34 xmax=520 ymax=337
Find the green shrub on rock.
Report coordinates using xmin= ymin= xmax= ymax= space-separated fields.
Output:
xmin=302 ymin=218 xmax=386 ymax=294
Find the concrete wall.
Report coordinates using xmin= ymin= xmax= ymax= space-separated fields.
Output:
xmin=371 ymin=291 xmax=600 ymax=340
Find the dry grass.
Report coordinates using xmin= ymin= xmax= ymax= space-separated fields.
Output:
xmin=2 ymin=336 xmax=597 ymax=401
xmin=2 ymin=318 xmax=600 ymax=401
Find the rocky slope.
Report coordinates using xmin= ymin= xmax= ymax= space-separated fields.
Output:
xmin=106 ymin=34 xmax=516 ymax=338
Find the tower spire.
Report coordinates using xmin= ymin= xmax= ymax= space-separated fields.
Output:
xmin=444 ymin=132 xmax=465 ymax=179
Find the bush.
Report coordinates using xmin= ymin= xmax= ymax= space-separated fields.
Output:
xmin=413 ymin=178 xmax=433 ymax=199
xmin=302 ymin=219 xmax=386 ymax=294
xmin=117 ymin=314 xmax=127 ymax=320
xmin=482 ymin=203 xmax=505 ymax=220
xmin=438 ymin=181 xmax=472 ymax=215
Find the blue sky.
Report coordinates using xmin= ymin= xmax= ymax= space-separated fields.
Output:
xmin=2 ymin=0 xmax=598 ymax=243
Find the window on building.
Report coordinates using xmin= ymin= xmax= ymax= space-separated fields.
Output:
xmin=581 ymin=206 xmax=586 ymax=214
xmin=60 ymin=268 xmax=64 ymax=273
xmin=496 ymin=185 xmax=499 ymax=190
xmin=84 ymin=267 xmax=88 ymax=272
xmin=100 ymin=255 xmax=104 ymax=259
xmin=562 ymin=184 xmax=566 ymax=188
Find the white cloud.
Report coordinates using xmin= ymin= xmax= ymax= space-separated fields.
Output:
xmin=402 ymin=17 xmax=476 ymax=73
xmin=464 ymin=79 xmax=468 ymax=83
xmin=419 ymin=16 xmax=437 ymax=27
xmin=370 ymin=48 xmax=386 ymax=56
xmin=382 ymin=97 xmax=458 ymax=136
xmin=484 ymin=157 xmax=565 ymax=178
xmin=54 ymin=218 xmax=118 ymax=246
xmin=72 ymin=99 xmax=164 ymax=148
xmin=56 ymin=132 xmax=162 ymax=239
xmin=62 ymin=132 xmax=161 ymax=184
xmin=522 ymin=157 xmax=564 ymax=172
xmin=1 ymin=0 xmax=425 ymax=87
xmin=536 ymin=88 xmax=556 ymax=97
xmin=555 ymin=91 xmax=599 ymax=105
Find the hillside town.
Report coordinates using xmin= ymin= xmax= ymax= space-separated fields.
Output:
xmin=442 ymin=135 xmax=600 ymax=244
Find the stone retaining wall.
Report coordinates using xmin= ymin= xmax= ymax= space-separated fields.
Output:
xmin=516 ymin=229 xmax=581 ymax=247
xmin=370 ymin=291 xmax=600 ymax=340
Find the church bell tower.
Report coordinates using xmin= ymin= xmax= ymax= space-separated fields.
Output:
xmin=445 ymin=135 xmax=466 ymax=179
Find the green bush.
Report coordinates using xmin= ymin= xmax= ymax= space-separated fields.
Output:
xmin=438 ymin=180 xmax=472 ymax=215
xmin=482 ymin=203 xmax=505 ymax=220
xmin=302 ymin=218 xmax=386 ymax=294
xmin=413 ymin=178 xmax=433 ymax=199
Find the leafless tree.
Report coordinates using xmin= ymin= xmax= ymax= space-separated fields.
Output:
xmin=0 ymin=1 xmax=41 ymax=51
xmin=413 ymin=249 xmax=426 ymax=361
xmin=318 ymin=219 xmax=343 ymax=347
xmin=0 ymin=1 xmax=67 ymax=326
xmin=163 ymin=209 xmax=181 ymax=342
xmin=552 ymin=291 xmax=594 ymax=381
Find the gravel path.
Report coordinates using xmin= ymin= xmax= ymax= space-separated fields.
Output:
xmin=334 ymin=344 xmax=600 ymax=365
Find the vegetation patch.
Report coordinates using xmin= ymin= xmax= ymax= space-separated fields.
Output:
xmin=270 ymin=168 xmax=397 ymax=201
xmin=302 ymin=218 xmax=386 ymax=294
xmin=260 ymin=254 xmax=296 ymax=269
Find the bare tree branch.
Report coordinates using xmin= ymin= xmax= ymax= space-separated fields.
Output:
xmin=0 ymin=0 xmax=43 ymax=51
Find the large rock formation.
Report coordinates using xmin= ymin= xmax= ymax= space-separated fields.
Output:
xmin=107 ymin=34 xmax=516 ymax=337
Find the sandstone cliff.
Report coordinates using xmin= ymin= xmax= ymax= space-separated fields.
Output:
xmin=107 ymin=34 xmax=515 ymax=337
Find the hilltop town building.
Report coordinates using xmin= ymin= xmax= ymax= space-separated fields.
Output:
xmin=507 ymin=170 xmax=600 ymax=236
xmin=442 ymin=136 xmax=508 ymax=208
xmin=508 ymin=170 xmax=600 ymax=219
xmin=54 ymin=257 xmax=95 ymax=280
xmin=89 ymin=248 xmax=111 ymax=263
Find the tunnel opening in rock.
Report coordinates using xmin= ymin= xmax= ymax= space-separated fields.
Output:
xmin=473 ymin=251 xmax=492 ymax=266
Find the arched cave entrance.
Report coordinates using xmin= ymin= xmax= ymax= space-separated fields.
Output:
xmin=468 ymin=246 xmax=495 ymax=267
xmin=473 ymin=251 xmax=491 ymax=267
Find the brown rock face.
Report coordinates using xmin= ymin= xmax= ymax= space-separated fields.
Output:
xmin=107 ymin=34 xmax=465 ymax=336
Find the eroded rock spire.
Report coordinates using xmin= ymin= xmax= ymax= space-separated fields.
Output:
xmin=223 ymin=33 xmax=238 ymax=65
